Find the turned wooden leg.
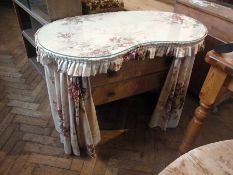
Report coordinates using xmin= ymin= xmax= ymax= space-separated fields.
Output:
xmin=179 ymin=102 xmax=211 ymax=153
xmin=179 ymin=66 xmax=227 ymax=154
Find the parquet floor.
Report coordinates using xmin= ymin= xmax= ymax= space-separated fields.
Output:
xmin=0 ymin=3 xmax=233 ymax=175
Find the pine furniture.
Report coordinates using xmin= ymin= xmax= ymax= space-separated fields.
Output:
xmin=35 ymin=11 xmax=207 ymax=156
xmin=180 ymin=49 xmax=233 ymax=153
xmin=161 ymin=140 xmax=233 ymax=175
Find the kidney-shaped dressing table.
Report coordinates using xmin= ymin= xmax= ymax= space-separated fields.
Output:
xmin=35 ymin=11 xmax=207 ymax=157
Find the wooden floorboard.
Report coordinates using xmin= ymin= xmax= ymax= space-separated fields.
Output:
xmin=0 ymin=2 xmax=233 ymax=175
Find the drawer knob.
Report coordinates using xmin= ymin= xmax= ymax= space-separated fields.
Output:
xmin=107 ymin=92 xmax=116 ymax=97
xmin=107 ymin=69 xmax=117 ymax=77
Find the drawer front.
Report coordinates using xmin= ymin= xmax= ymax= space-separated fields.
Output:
xmin=90 ymin=57 xmax=171 ymax=88
xmin=92 ymin=71 xmax=167 ymax=105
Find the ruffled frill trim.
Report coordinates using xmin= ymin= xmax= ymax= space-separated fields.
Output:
xmin=35 ymin=37 xmax=204 ymax=77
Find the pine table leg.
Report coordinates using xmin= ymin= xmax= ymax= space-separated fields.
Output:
xmin=179 ymin=66 xmax=227 ymax=153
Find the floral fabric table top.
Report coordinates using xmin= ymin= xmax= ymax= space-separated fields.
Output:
xmin=36 ymin=11 xmax=207 ymax=61
xmin=35 ymin=11 xmax=208 ymax=157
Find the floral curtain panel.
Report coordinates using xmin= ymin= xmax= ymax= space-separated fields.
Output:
xmin=35 ymin=11 xmax=207 ymax=156
xmin=150 ymin=50 xmax=195 ymax=129
xmin=44 ymin=62 xmax=100 ymax=157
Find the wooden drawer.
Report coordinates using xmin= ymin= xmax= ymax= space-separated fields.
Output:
xmin=91 ymin=58 xmax=171 ymax=105
xmin=92 ymin=71 xmax=167 ymax=105
xmin=91 ymin=57 xmax=171 ymax=87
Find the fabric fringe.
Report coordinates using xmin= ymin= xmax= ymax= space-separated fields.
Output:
xmin=35 ymin=32 xmax=204 ymax=77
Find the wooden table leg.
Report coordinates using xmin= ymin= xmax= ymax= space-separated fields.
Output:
xmin=179 ymin=66 xmax=227 ymax=153
xmin=179 ymin=102 xmax=210 ymax=153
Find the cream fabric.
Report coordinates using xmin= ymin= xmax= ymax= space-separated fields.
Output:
xmin=35 ymin=11 xmax=207 ymax=156
xmin=44 ymin=62 xmax=100 ymax=156
xmin=36 ymin=11 xmax=207 ymax=76
xmin=149 ymin=50 xmax=195 ymax=129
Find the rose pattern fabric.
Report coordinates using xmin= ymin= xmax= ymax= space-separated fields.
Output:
xmin=44 ymin=63 xmax=100 ymax=157
xmin=35 ymin=11 xmax=207 ymax=156
xmin=36 ymin=11 xmax=207 ymax=61
xmin=149 ymin=51 xmax=196 ymax=129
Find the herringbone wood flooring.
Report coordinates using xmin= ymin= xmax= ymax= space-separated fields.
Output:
xmin=1 ymin=4 xmax=233 ymax=175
